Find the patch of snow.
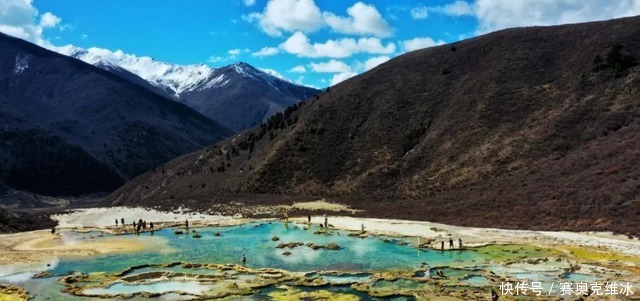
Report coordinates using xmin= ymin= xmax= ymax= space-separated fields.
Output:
xmin=230 ymin=63 xmax=282 ymax=91
xmin=202 ymin=74 xmax=227 ymax=89
xmin=14 ymin=54 xmax=28 ymax=75
xmin=260 ymin=68 xmax=293 ymax=84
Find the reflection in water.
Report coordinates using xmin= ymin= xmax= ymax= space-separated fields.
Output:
xmin=83 ymin=281 xmax=211 ymax=295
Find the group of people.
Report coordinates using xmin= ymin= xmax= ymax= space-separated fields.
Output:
xmin=440 ymin=237 xmax=463 ymax=250
xmin=116 ymin=218 xmax=154 ymax=233
xmin=306 ymin=214 xmax=329 ymax=229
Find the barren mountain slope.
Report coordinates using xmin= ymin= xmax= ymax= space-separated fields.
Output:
xmin=109 ymin=16 xmax=640 ymax=236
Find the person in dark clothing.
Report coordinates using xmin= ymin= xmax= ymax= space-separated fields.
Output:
xmin=440 ymin=241 xmax=444 ymax=251
xmin=185 ymin=219 xmax=189 ymax=228
xmin=133 ymin=221 xmax=137 ymax=229
xmin=150 ymin=222 xmax=154 ymax=230
xmin=241 ymin=254 xmax=246 ymax=266
xmin=115 ymin=219 xmax=118 ymax=227
xmin=307 ymin=215 xmax=311 ymax=224
xmin=458 ymin=238 xmax=463 ymax=249
xmin=121 ymin=218 xmax=125 ymax=225
xmin=449 ymin=238 xmax=454 ymax=249
xmin=492 ymin=289 xmax=499 ymax=301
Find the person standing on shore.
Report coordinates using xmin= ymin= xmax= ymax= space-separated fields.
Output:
xmin=121 ymin=218 xmax=124 ymax=226
xmin=323 ymin=215 xmax=328 ymax=229
xmin=440 ymin=241 xmax=444 ymax=251
xmin=449 ymin=238 xmax=454 ymax=249
xmin=458 ymin=238 xmax=463 ymax=249
xmin=115 ymin=219 xmax=118 ymax=227
xmin=241 ymin=254 xmax=246 ymax=266
xmin=307 ymin=214 xmax=311 ymax=224
xmin=185 ymin=219 xmax=189 ymax=229
xmin=150 ymin=222 xmax=154 ymax=230
xmin=492 ymin=289 xmax=499 ymax=301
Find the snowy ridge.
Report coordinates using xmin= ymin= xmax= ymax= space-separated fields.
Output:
xmin=229 ymin=62 xmax=286 ymax=91
xmin=52 ymin=45 xmax=309 ymax=98
xmin=260 ymin=68 xmax=293 ymax=84
xmin=54 ymin=45 xmax=215 ymax=96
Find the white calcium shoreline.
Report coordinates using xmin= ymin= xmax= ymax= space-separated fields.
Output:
xmin=299 ymin=216 xmax=640 ymax=256
xmin=49 ymin=207 xmax=640 ymax=256
xmin=51 ymin=206 xmax=234 ymax=228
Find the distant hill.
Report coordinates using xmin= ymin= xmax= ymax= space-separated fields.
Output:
xmin=0 ymin=33 xmax=233 ymax=196
xmin=56 ymin=46 xmax=320 ymax=131
xmin=0 ymin=205 xmax=57 ymax=233
xmin=109 ymin=16 xmax=640 ymax=237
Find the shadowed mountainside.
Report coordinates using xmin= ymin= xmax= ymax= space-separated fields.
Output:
xmin=109 ymin=16 xmax=640 ymax=237
xmin=0 ymin=33 xmax=233 ymax=196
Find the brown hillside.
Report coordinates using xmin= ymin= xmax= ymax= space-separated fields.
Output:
xmin=109 ymin=16 xmax=640 ymax=237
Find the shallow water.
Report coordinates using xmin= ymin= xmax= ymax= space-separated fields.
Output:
xmin=49 ymin=222 xmax=481 ymax=274
xmin=83 ymin=280 xmax=211 ymax=295
xmin=1 ymin=221 xmax=632 ymax=300
xmin=460 ymin=275 xmax=490 ymax=286
xmin=321 ymin=273 xmax=371 ymax=284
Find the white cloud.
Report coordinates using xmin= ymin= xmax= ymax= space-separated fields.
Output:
xmin=410 ymin=1 xmax=474 ymax=20
xmin=243 ymin=0 xmax=323 ymax=37
xmin=330 ymin=71 xmax=358 ymax=86
xmin=59 ymin=23 xmax=75 ymax=32
xmin=280 ymin=31 xmax=395 ymax=58
xmin=410 ymin=5 xmax=428 ymax=19
xmin=39 ymin=12 xmax=61 ymax=28
xmin=323 ymin=2 xmax=392 ymax=37
xmin=243 ymin=0 xmax=256 ymax=7
xmin=81 ymin=33 xmax=88 ymax=40
xmin=402 ymin=37 xmax=445 ymax=52
xmin=228 ymin=48 xmax=241 ymax=56
xmin=252 ymin=46 xmax=279 ymax=57
xmin=309 ymin=59 xmax=352 ymax=73
xmin=473 ymin=0 xmax=640 ymax=33
xmin=0 ymin=0 xmax=63 ymax=46
xmin=290 ymin=65 xmax=306 ymax=73
xmin=363 ymin=55 xmax=390 ymax=71
xmin=442 ymin=1 xmax=474 ymax=16
xmin=207 ymin=56 xmax=226 ymax=63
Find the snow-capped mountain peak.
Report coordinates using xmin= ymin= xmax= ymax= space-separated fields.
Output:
xmin=54 ymin=45 xmax=216 ymax=96
xmin=49 ymin=44 xmax=319 ymax=131
xmin=260 ymin=68 xmax=293 ymax=84
xmin=52 ymin=46 xmax=306 ymax=98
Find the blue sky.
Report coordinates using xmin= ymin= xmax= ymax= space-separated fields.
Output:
xmin=3 ymin=0 xmax=640 ymax=88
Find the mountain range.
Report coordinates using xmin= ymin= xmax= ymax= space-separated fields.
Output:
xmin=0 ymin=32 xmax=318 ymax=199
xmin=0 ymin=32 xmax=232 ymax=196
xmin=108 ymin=16 xmax=640 ymax=237
xmin=55 ymin=46 xmax=319 ymax=131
